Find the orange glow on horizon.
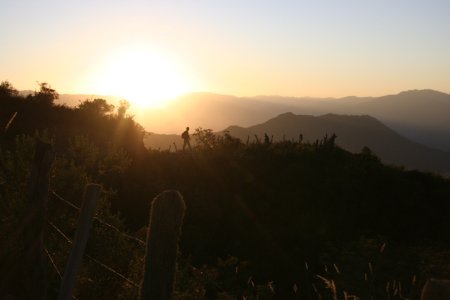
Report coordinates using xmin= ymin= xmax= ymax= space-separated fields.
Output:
xmin=81 ymin=45 xmax=196 ymax=108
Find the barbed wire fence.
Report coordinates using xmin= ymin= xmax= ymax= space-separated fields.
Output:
xmin=44 ymin=247 xmax=81 ymax=300
xmin=2 ymin=139 xmax=185 ymax=300
xmin=46 ymin=189 xmax=144 ymax=298
xmin=50 ymin=190 xmax=146 ymax=246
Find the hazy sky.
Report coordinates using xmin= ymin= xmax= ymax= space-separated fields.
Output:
xmin=1 ymin=0 xmax=450 ymax=100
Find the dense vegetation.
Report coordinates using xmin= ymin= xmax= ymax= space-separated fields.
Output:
xmin=1 ymin=81 xmax=450 ymax=299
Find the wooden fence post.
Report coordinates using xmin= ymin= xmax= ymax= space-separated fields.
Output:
xmin=57 ymin=184 xmax=101 ymax=300
xmin=0 ymin=139 xmax=55 ymax=299
xmin=22 ymin=139 xmax=54 ymax=299
xmin=139 ymin=190 xmax=186 ymax=300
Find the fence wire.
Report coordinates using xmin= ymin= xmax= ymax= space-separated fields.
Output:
xmin=47 ymin=220 xmax=141 ymax=289
xmin=45 ymin=247 xmax=62 ymax=279
xmin=93 ymin=216 xmax=145 ymax=246
xmin=84 ymin=253 xmax=140 ymax=288
xmin=51 ymin=190 xmax=80 ymax=211
xmin=45 ymin=247 xmax=81 ymax=300
xmin=50 ymin=190 xmax=146 ymax=246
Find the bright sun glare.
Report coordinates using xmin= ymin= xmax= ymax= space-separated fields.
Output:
xmin=88 ymin=46 xmax=190 ymax=108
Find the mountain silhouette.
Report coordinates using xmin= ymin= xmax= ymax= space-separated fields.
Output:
xmin=341 ymin=89 xmax=450 ymax=151
xmin=138 ymin=92 xmax=302 ymax=134
xmin=224 ymin=112 xmax=450 ymax=173
xmin=137 ymin=89 xmax=450 ymax=151
xmin=51 ymin=89 xmax=450 ymax=152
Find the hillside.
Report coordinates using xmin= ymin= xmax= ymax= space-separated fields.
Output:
xmin=225 ymin=112 xmax=450 ymax=173
xmin=250 ymin=90 xmax=450 ymax=152
xmin=138 ymin=92 xmax=301 ymax=134
xmin=138 ymin=90 xmax=450 ymax=151
xmin=144 ymin=112 xmax=450 ymax=173
xmin=116 ymin=135 xmax=450 ymax=299
xmin=144 ymin=132 xmax=182 ymax=151
xmin=33 ymin=89 xmax=450 ymax=151
xmin=3 ymin=83 xmax=450 ymax=298
xmin=344 ymin=90 xmax=450 ymax=151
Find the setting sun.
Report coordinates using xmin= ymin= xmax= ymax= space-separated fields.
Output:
xmin=86 ymin=46 xmax=191 ymax=108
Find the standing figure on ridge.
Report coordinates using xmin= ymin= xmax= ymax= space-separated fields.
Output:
xmin=182 ymin=126 xmax=192 ymax=151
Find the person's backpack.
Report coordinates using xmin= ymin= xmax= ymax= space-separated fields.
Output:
xmin=181 ymin=131 xmax=188 ymax=139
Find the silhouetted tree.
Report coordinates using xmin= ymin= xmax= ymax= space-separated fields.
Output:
xmin=0 ymin=81 xmax=19 ymax=98
xmin=117 ymin=100 xmax=130 ymax=119
xmin=193 ymin=127 xmax=217 ymax=150
xmin=31 ymin=82 xmax=58 ymax=106
xmin=78 ymin=98 xmax=114 ymax=116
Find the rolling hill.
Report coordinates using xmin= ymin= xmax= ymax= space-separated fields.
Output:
xmin=225 ymin=112 xmax=450 ymax=173
xmin=44 ymin=89 xmax=450 ymax=151
xmin=41 ymin=89 xmax=450 ymax=154
xmin=138 ymin=90 xmax=450 ymax=151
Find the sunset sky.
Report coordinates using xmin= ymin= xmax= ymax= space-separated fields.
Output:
xmin=1 ymin=0 xmax=450 ymax=106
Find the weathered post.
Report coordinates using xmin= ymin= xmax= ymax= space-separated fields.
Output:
xmin=57 ymin=184 xmax=101 ymax=300
xmin=139 ymin=190 xmax=186 ymax=300
xmin=25 ymin=139 xmax=54 ymax=299
xmin=0 ymin=139 xmax=54 ymax=299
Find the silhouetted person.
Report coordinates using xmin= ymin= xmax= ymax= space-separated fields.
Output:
xmin=182 ymin=127 xmax=192 ymax=151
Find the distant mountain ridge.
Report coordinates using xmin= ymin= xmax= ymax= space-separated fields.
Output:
xmin=33 ymin=89 xmax=450 ymax=151
xmin=19 ymin=90 xmax=121 ymax=107
xmin=225 ymin=112 xmax=450 ymax=173
xmin=37 ymin=88 xmax=450 ymax=173
xmin=143 ymin=112 xmax=450 ymax=174
xmin=138 ymin=89 xmax=450 ymax=151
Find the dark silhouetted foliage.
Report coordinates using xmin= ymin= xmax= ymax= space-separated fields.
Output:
xmin=1 ymin=82 xmax=450 ymax=299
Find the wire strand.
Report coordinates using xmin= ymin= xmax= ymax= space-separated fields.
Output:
xmin=50 ymin=190 xmax=145 ymax=246
xmin=45 ymin=247 xmax=81 ymax=300
xmin=93 ymin=216 xmax=145 ymax=246
xmin=47 ymin=220 xmax=140 ymax=289
xmin=48 ymin=220 xmax=72 ymax=244
xmin=84 ymin=254 xmax=140 ymax=288
xmin=45 ymin=247 xmax=62 ymax=278
xmin=51 ymin=190 xmax=81 ymax=211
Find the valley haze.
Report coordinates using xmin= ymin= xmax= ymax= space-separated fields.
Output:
xmin=55 ymin=89 xmax=450 ymax=151
xmin=50 ymin=88 xmax=450 ymax=174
